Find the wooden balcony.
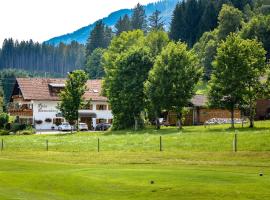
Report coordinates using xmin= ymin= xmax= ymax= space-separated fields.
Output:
xmin=8 ymin=109 xmax=33 ymax=117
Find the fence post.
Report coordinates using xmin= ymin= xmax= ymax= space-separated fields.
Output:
xmin=98 ymin=138 xmax=100 ymax=152
xmin=46 ymin=139 xmax=49 ymax=151
xmin=160 ymin=136 xmax=162 ymax=152
xmin=233 ymin=133 xmax=237 ymax=152
xmin=1 ymin=139 xmax=3 ymax=151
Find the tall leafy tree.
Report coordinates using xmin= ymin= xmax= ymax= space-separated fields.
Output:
xmin=209 ymin=33 xmax=266 ymax=128
xmin=148 ymin=10 xmax=165 ymax=31
xmin=131 ymin=3 xmax=148 ymax=32
xmin=103 ymin=30 xmax=147 ymax=130
xmin=115 ymin=14 xmax=131 ymax=35
xmin=146 ymin=42 xmax=201 ymax=129
xmin=240 ymin=39 xmax=267 ymax=128
xmin=84 ymin=48 xmax=105 ymax=79
xmin=217 ymin=4 xmax=243 ymax=40
xmin=193 ymin=30 xmax=218 ymax=80
xmin=86 ymin=21 xmax=113 ymax=56
xmin=58 ymin=70 xmax=88 ymax=128
xmin=240 ymin=14 xmax=270 ymax=58
xmin=145 ymin=30 xmax=170 ymax=58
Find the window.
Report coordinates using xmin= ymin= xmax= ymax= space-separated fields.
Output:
xmin=108 ymin=119 xmax=113 ymax=124
xmin=53 ymin=118 xmax=64 ymax=126
xmin=108 ymin=105 xmax=112 ymax=110
xmin=96 ymin=119 xmax=107 ymax=124
xmin=89 ymin=104 xmax=93 ymax=110
xmin=96 ymin=104 xmax=107 ymax=110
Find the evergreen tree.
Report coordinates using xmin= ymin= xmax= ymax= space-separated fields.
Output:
xmin=86 ymin=21 xmax=113 ymax=56
xmin=84 ymin=48 xmax=105 ymax=79
xmin=148 ymin=10 xmax=165 ymax=31
xmin=115 ymin=14 xmax=131 ymax=35
xmin=131 ymin=3 xmax=148 ymax=31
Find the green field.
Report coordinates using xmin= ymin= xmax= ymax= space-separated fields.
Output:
xmin=0 ymin=121 xmax=270 ymax=199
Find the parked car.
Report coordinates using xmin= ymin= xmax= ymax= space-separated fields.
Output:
xmin=95 ymin=123 xmax=111 ymax=131
xmin=78 ymin=123 xmax=88 ymax=131
xmin=58 ymin=122 xmax=72 ymax=131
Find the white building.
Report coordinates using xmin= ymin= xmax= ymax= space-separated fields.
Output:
xmin=8 ymin=78 xmax=113 ymax=130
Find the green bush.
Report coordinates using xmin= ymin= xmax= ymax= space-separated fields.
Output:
xmin=0 ymin=113 xmax=9 ymax=129
xmin=11 ymin=123 xmax=26 ymax=132
xmin=0 ymin=130 xmax=10 ymax=135
xmin=17 ymin=130 xmax=34 ymax=135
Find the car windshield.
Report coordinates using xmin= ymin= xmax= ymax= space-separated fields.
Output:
xmin=62 ymin=123 xmax=69 ymax=125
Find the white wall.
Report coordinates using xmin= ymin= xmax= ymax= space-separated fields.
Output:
xmin=33 ymin=101 xmax=60 ymax=130
xmin=33 ymin=100 xmax=113 ymax=130
xmin=91 ymin=101 xmax=113 ymax=127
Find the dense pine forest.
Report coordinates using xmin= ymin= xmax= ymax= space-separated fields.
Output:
xmin=0 ymin=39 xmax=85 ymax=76
xmin=0 ymin=0 xmax=269 ymax=78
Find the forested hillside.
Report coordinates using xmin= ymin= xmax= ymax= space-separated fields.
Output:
xmin=46 ymin=0 xmax=179 ymax=45
xmin=0 ymin=39 xmax=85 ymax=76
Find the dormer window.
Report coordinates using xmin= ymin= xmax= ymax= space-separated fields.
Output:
xmin=49 ymin=83 xmax=65 ymax=96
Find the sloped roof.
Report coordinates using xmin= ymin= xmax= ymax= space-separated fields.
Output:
xmin=16 ymin=78 xmax=107 ymax=102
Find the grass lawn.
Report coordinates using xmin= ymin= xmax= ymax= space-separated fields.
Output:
xmin=0 ymin=121 xmax=270 ymax=199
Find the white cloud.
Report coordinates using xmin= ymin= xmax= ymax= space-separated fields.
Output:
xmin=0 ymin=0 xmax=157 ymax=45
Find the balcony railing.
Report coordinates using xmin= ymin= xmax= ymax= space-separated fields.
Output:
xmin=8 ymin=103 xmax=33 ymax=117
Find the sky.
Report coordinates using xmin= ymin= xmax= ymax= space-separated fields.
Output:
xmin=0 ymin=0 xmax=157 ymax=45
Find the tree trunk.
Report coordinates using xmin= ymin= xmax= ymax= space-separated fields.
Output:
xmin=134 ymin=115 xmax=138 ymax=131
xmin=230 ymin=107 xmax=235 ymax=129
xmin=249 ymin=101 xmax=255 ymax=128
xmin=155 ymin=112 xmax=160 ymax=130
xmin=177 ymin=112 xmax=182 ymax=130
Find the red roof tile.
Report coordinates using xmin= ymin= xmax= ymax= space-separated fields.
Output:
xmin=16 ymin=78 xmax=107 ymax=102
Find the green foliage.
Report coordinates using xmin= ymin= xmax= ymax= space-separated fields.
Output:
xmin=148 ymin=10 xmax=165 ymax=31
xmin=58 ymin=70 xmax=88 ymax=125
xmin=131 ymin=3 xmax=148 ymax=32
xmin=103 ymin=30 xmax=145 ymax=95
xmin=145 ymin=30 xmax=170 ymax=59
xmin=84 ymin=48 xmax=105 ymax=79
xmin=115 ymin=14 xmax=131 ymax=36
xmin=193 ymin=30 xmax=218 ymax=80
xmin=0 ymin=130 xmax=9 ymax=135
xmin=209 ymin=33 xmax=267 ymax=128
xmin=17 ymin=130 xmax=34 ymax=135
xmin=86 ymin=21 xmax=113 ymax=56
xmin=11 ymin=123 xmax=26 ymax=132
xmin=103 ymin=30 xmax=170 ymax=130
xmin=0 ymin=69 xmax=29 ymax=107
xmin=217 ymin=4 xmax=244 ymax=40
xmin=169 ymin=0 xmax=254 ymax=47
xmin=240 ymin=14 xmax=270 ymax=57
xmin=106 ymin=47 xmax=152 ymax=130
xmin=0 ymin=39 xmax=85 ymax=76
xmin=0 ymin=113 xmax=9 ymax=129
xmin=145 ymin=42 xmax=202 ymax=129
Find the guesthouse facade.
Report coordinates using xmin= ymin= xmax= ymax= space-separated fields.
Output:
xmin=8 ymin=78 xmax=112 ymax=130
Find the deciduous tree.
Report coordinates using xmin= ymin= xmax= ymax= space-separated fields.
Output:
xmin=146 ymin=42 xmax=201 ymax=129
xmin=58 ymin=70 xmax=88 ymax=129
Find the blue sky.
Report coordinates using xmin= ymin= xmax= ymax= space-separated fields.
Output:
xmin=0 ymin=0 xmax=157 ymax=45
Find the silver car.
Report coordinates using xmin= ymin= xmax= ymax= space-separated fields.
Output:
xmin=58 ymin=122 xmax=72 ymax=131
xmin=78 ymin=123 xmax=88 ymax=131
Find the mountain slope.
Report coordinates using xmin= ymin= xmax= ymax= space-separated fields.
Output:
xmin=46 ymin=0 xmax=180 ymax=45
